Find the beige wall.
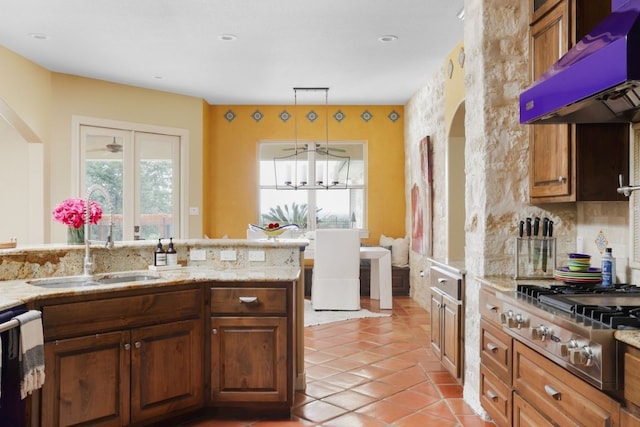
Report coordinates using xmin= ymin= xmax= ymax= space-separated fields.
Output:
xmin=49 ymin=74 xmax=204 ymax=242
xmin=0 ymin=45 xmax=205 ymax=243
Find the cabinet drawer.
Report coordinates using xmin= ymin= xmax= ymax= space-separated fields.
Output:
xmin=430 ymin=266 xmax=461 ymax=300
xmin=480 ymin=363 xmax=511 ymax=427
xmin=513 ymin=341 xmax=620 ymax=427
xmin=211 ymin=287 xmax=287 ymax=315
xmin=479 ymin=287 xmax=503 ymax=325
xmin=480 ymin=318 xmax=511 ymax=385
xmin=43 ymin=288 xmax=202 ymax=340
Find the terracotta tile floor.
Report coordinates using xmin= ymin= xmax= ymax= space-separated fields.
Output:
xmin=182 ymin=296 xmax=495 ymax=426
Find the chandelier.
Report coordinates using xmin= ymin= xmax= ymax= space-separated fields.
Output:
xmin=274 ymin=87 xmax=351 ymax=190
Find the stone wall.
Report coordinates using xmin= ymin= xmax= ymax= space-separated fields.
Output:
xmin=405 ymin=0 xmax=577 ymax=416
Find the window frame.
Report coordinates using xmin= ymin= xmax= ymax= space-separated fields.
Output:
xmin=257 ymin=140 xmax=368 ymax=233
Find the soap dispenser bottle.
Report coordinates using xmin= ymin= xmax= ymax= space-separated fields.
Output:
xmin=154 ymin=239 xmax=167 ymax=267
xmin=166 ymin=237 xmax=178 ymax=266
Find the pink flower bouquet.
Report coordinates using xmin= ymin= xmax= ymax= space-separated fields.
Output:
xmin=52 ymin=198 xmax=103 ymax=229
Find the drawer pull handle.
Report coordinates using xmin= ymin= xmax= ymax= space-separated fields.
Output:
xmin=486 ymin=343 xmax=498 ymax=353
xmin=486 ymin=304 xmax=498 ymax=312
xmin=544 ymin=385 xmax=561 ymax=400
xmin=486 ymin=389 xmax=498 ymax=401
xmin=239 ymin=296 xmax=259 ymax=304
xmin=438 ymin=278 xmax=447 ymax=285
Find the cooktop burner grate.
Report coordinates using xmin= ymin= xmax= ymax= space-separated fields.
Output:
xmin=518 ymin=283 xmax=640 ymax=329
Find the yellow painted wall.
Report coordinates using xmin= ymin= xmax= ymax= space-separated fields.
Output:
xmin=205 ymin=105 xmax=406 ymax=244
xmin=444 ymin=41 xmax=465 ymax=126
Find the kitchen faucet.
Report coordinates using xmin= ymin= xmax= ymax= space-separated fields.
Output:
xmin=83 ymin=184 xmax=114 ymax=276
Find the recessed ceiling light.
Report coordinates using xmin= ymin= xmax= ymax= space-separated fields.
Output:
xmin=28 ymin=33 xmax=50 ymax=40
xmin=218 ymin=34 xmax=238 ymax=41
xmin=378 ymin=35 xmax=398 ymax=43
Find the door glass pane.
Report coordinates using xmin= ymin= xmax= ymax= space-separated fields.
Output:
xmin=85 ymin=134 xmax=124 ymax=241
xmin=136 ymin=133 xmax=180 ymax=240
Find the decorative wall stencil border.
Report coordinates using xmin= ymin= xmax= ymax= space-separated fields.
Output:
xmin=224 ymin=110 xmax=236 ymax=122
xmin=306 ymin=110 xmax=318 ymax=122
xmin=251 ymin=110 xmax=264 ymax=122
xmin=279 ymin=110 xmax=291 ymax=122
xmin=221 ymin=108 xmax=401 ymax=124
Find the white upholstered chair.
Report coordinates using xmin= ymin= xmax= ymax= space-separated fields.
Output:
xmin=311 ymin=228 xmax=361 ymax=311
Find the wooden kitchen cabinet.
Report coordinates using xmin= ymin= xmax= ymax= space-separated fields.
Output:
xmin=479 ymin=287 xmax=512 ymax=427
xmin=528 ymin=0 xmax=629 ymax=203
xmin=209 ymin=282 xmax=295 ymax=413
xmin=38 ymin=287 xmax=204 ymax=427
xmin=429 ymin=266 xmax=463 ymax=380
xmin=513 ymin=340 xmax=620 ymax=427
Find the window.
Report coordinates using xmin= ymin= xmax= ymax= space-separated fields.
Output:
xmin=258 ymin=141 xmax=366 ymax=231
xmin=73 ymin=119 xmax=188 ymax=241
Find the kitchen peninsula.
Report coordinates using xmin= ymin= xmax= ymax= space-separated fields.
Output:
xmin=0 ymin=239 xmax=307 ymax=426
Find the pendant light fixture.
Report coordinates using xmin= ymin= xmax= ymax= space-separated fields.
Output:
xmin=274 ymin=87 xmax=351 ymax=190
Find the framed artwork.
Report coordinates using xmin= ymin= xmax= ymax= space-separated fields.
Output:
xmin=412 ymin=136 xmax=433 ymax=255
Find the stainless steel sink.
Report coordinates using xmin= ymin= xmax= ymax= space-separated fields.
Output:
xmin=28 ymin=273 xmax=160 ymax=288
xmin=96 ymin=274 xmax=160 ymax=284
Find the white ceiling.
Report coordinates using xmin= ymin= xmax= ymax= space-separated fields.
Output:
xmin=0 ymin=0 xmax=464 ymax=105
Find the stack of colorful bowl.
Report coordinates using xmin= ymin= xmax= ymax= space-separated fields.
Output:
xmin=567 ymin=253 xmax=591 ymax=271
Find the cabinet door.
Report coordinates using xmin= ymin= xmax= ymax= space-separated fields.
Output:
xmin=513 ymin=393 xmax=554 ymax=427
xmin=41 ymin=331 xmax=130 ymax=427
xmin=429 ymin=289 xmax=443 ymax=359
xmin=130 ymin=319 xmax=204 ymax=423
xmin=529 ymin=0 xmax=571 ymax=200
xmin=211 ymin=316 xmax=288 ymax=404
xmin=441 ymin=293 xmax=461 ymax=378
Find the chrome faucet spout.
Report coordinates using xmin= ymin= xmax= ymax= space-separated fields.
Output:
xmin=83 ymin=184 xmax=114 ymax=276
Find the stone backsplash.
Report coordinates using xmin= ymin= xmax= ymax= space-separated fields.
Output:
xmin=0 ymin=239 xmax=305 ymax=281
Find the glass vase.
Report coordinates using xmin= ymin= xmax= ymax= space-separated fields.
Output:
xmin=67 ymin=226 xmax=85 ymax=245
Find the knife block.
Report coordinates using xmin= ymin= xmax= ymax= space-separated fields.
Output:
xmin=514 ymin=237 xmax=556 ymax=279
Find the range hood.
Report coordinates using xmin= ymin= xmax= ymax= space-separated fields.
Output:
xmin=520 ymin=0 xmax=640 ymax=124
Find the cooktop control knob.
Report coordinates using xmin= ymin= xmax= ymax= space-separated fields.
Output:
xmin=511 ymin=313 xmax=527 ymax=329
xmin=531 ymin=325 xmax=552 ymax=341
xmin=560 ymin=340 xmax=578 ymax=357
xmin=500 ymin=310 xmax=514 ymax=325
xmin=568 ymin=346 xmax=594 ymax=367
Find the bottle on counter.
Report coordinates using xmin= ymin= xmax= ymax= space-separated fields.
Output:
xmin=601 ymin=247 xmax=615 ymax=287
xmin=166 ymin=237 xmax=178 ymax=266
xmin=154 ymin=238 xmax=167 ymax=267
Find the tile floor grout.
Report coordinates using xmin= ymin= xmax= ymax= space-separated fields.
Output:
xmin=182 ymin=296 xmax=495 ymax=427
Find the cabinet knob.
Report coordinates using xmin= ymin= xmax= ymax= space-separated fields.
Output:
xmin=134 ymin=341 xmax=141 ymax=349
xmin=212 ymin=328 xmax=218 ymax=335
xmin=124 ymin=343 xmax=131 ymax=351
xmin=558 ymin=176 xmax=566 ymax=183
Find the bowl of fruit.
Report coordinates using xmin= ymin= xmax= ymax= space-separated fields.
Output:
xmin=249 ymin=223 xmax=300 ymax=240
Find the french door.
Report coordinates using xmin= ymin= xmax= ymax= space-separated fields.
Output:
xmin=76 ymin=123 xmax=183 ymax=241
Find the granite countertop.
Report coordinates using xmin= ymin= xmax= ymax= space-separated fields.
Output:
xmin=0 ymin=266 xmax=301 ymax=311
xmin=615 ymin=330 xmax=640 ymax=350
xmin=427 ymin=257 xmax=466 ymax=276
